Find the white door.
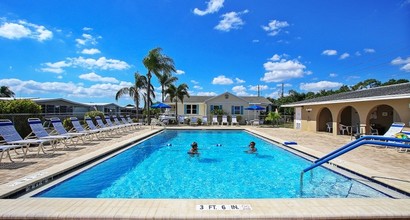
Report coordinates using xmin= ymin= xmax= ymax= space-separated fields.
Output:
xmin=295 ymin=107 xmax=302 ymax=129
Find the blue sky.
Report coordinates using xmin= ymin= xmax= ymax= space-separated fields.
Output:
xmin=0 ymin=0 xmax=409 ymax=106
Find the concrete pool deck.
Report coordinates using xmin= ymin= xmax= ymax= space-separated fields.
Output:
xmin=0 ymin=125 xmax=409 ymax=219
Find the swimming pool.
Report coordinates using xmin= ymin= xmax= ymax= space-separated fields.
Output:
xmin=33 ymin=130 xmax=389 ymax=199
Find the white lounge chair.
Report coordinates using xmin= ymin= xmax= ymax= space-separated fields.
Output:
xmin=50 ymin=117 xmax=87 ymax=144
xmin=0 ymin=119 xmax=55 ymax=156
xmin=28 ymin=118 xmax=72 ymax=148
xmin=70 ymin=117 xmax=102 ymax=141
xmin=221 ymin=115 xmax=229 ymax=126
xmin=231 ymin=116 xmax=239 ymax=126
xmin=202 ymin=116 xmax=208 ymax=125
xmin=84 ymin=117 xmax=112 ymax=137
xmin=382 ymin=122 xmax=405 ymax=137
xmin=0 ymin=144 xmax=27 ymax=163
xmin=212 ymin=115 xmax=219 ymax=126
xmin=190 ymin=117 xmax=198 ymax=126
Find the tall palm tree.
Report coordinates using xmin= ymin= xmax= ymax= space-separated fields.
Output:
xmin=157 ymin=72 xmax=178 ymax=102
xmin=143 ymin=47 xmax=176 ymax=124
xmin=165 ymin=83 xmax=190 ymax=122
xmin=0 ymin=86 xmax=15 ymax=98
xmin=115 ymin=72 xmax=154 ymax=119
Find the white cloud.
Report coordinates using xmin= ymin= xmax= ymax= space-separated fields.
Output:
xmin=215 ymin=10 xmax=249 ymax=32
xmin=391 ymin=56 xmax=410 ymax=72
xmin=81 ymin=48 xmax=101 ymax=55
xmin=252 ymin=39 xmax=259 ymax=43
xmin=262 ymin=20 xmax=289 ymax=36
xmin=261 ymin=57 xmax=307 ymax=83
xmin=176 ymin=70 xmax=185 ymax=75
xmin=322 ymin=50 xmax=338 ymax=56
xmin=355 ymin=51 xmax=362 ymax=56
xmin=235 ymin=77 xmax=245 ymax=83
xmin=197 ymin=91 xmax=217 ymax=96
xmin=212 ymin=75 xmax=234 ymax=85
xmin=0 ymin=77 xmax=134 ymax=99
xmin=193 ymin=0 xmax=224 ymax=16
xmin=83 ymin=27 xmax=93 ymax=31
xmin=79 ymin=72 xmax=119 ymax=83
xmin=40 ymin=56 xmax=130 ymax=73
xmin=76 ymin=33 xmax=99 ymax=46
xmin=269 ymin=54 xmax=282 ymax=61
xmin=191 ymin=80 xmax=199 ymax=84
xmin=249 ymin=85 xmax=269 ymax=91
xmin=329 ymin=73 xmax=338 ymax=77
xmin=193 ymin=85 xmax=203 ymax=90
xmin=364 ymin=48 xmax=375 ymax=53
xmin=0 ymin=20 xmax=52 ymax=41
xmin=41 ymin=61 xmax=71 ymax=74
xmin=232 ymin=85 xmax=250 ymax=96
xmin=70 ymin=56 xmax=130 ymax=70
xmin=300 ymin=81 xmax=343 ymax=92
xmin=339 ymin=52 xmax=350 ymax=60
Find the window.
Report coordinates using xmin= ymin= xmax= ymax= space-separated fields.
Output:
xmin=185 ymin=105 xmax=198 ymax=114
xmin=231 ymin=106 xmax=243 ymax=115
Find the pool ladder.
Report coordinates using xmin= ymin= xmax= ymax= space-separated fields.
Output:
xmin=300 ymin=135 xmax=410 ymax=192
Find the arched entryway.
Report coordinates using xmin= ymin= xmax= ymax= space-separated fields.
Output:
xmin=317 ymin=107 xmax=333 ymax=132
xmin=367 ymin=104 xmax=399 ymax=135
xmin=338 ymin=106 xmax=360 ymax=135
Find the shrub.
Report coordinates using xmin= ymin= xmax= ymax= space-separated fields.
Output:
xmin=84 ymin=110 xmax=105 ymax=125
xmin=0 ymin=99 xmax=41 ymax=137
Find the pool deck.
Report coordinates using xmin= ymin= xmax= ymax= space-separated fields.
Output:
xmin=0 ymin=125 xmax=409 ymax=219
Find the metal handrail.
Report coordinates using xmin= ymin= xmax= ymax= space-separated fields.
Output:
xmin=300 ymin=135 xmax=410 ymax=190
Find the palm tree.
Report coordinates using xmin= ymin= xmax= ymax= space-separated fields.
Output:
xmin=0 ymin=86 xmax=15 ymax=98
xmin=115 ymin=72 xmax=154 ymax=119
xmin=157 ymin=72 xmax=178 ymax=102
xmin=143 ymin=47 xmax=176 ymax=124
xmin=165 ymin=83 xmax=190 ymax=122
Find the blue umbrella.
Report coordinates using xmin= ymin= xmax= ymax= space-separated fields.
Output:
xmin=245 ymin=105 xmax=264 ymax=122
xmin=245 ymin=105 xmax=264 ymax=110
xmin=151 ymin=102 xmax=171 ymax=109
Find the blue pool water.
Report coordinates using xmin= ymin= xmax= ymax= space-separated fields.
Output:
xmin=34 ymin=130 xmax=388 ymax=199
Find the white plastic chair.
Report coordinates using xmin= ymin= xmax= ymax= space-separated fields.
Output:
xmin=212 ymin=115 xmax=219 ymax=125
xmin=339 ymin=124 xmax=349 ymax=135
xmin=231 ymin=116 xmax=239 ymax=126
xmin=221 ymin=115 xmax=229 ymax=126
xmin=202 ymin=116 xmax=208 ymax=125
xmin=326 ymin=122 xmax=333 ymax=132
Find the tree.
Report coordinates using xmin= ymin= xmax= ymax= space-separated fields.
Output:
xmin=115 ymin=72 xmax=153 ymax=119
xmin=157 ymin=72 xmax=178 ymax=102
xmin=143 ymin=47 xmax=176 ymax=124
xmin=165 ymin=83 xmax=190 ymax=122
xmin=265 ymin=111 xmax=281 ymax=127
xmin=0 ymin=86 xmax=15 ymax=98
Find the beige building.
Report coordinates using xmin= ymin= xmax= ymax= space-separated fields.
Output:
xmin=282 ymin=83 xmax=410 ymax=136
xmin=164 ymin=92 xmax=271 ymax=124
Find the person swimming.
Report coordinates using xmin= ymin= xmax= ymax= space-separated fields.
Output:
xmin=245 ymin=141 xmax=257 ymax=154
xmin=188 ymin=142 xmax=199 ymax=156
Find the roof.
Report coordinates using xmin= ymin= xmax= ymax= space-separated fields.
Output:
xmin=164 ymin=92 xmax=271 ymax=105
xmin=282 ymin=83 xmax=410 ymax=107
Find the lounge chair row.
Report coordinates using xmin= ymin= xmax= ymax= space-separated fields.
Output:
xmin=0 ymin=115 xmax=141 ymax=163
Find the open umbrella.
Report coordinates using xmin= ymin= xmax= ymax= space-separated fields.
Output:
xmin=245 ymin=105 xmax=265 ymax=122
xmin=151 ymin=102 xmax=171 ymax=109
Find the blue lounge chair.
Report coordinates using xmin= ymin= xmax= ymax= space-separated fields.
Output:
xmin=0 ymin=119 xmax=55 ymax=156
xmin=28 ymin=118 xmax=72 ymax=148
xmin=70 ymin=117 xmax=101 ymax=141
xmin=50 ymin=117 xmax=87 ymax=145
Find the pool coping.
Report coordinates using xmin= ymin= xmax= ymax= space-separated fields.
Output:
xmin=0 ymin=126 xmax=409 ymax=219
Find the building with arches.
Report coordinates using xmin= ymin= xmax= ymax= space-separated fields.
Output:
xmin=282 ymin=83 xmax=410 ymax=136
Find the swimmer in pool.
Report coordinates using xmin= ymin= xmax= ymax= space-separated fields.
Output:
xmin=245 ymin=141 xmax=257 ymax=154
xmin=188 ymin=142 xmax=199 ymax=156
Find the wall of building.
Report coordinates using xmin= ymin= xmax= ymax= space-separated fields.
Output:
xmin=296 ymin=98 xmax=410 ymax=135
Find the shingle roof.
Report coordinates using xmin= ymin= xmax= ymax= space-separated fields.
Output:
xmin=164 ymin=94 xmax=271 ymax=104
xmin=282 ymin=82 xmax=410 ymax=107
